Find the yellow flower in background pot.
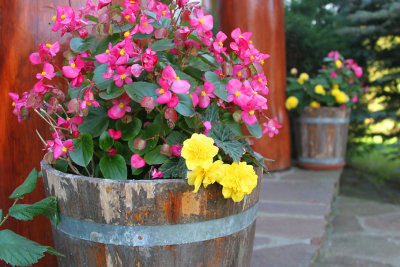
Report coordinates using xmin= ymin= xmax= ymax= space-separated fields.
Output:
xmin=310 ymin=101 xmax=321 ymax=108
xmin=333 ymin=84 xmax=340 ymax=90
xmin=181 ymin=133 xmax=219 ymax=170
xmin=335 ymin=60 xmax=342 ymax=68
xmin=220 ymin=162 xmax=258 ymax=202
xmin=297 ymin=72 xmax=309 ymax=84
xmin=314 ymin=84 xmax=326 ymax=95
xmin=335 ymin=91 xmax=349 ymax=104
xmin=285 ymin=96 xmax=299 ymax=110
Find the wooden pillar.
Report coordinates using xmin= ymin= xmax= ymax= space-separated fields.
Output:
xmin=211 ymin=0 xmax=291 ymax=170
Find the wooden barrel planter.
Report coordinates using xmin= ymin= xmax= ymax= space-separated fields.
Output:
xmin=41 ymin=162 xmax=262 ymax=267
xmin=295 ymin=107 xmax=351 ymax=170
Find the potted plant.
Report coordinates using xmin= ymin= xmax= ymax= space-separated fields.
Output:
xmin=285 ymin=51 xmax=366 ymax=170
xmin=9 ymin=0 xmax=282 ymax=266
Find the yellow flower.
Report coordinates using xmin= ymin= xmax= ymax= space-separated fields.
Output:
xmin=310 ymin=101 xmax=320 ymax=108
xmin=335 ymin=91 xmax=349 ymax=104
xmin=335 ymin=60 xmax=342 ymax=68
xmin=331 ymin=88 xmax=340 ymax=96
xmin=187 ymin=160 xmax=225 ymax=193
xmin=299 ymin=72 xmax=309 ymax=81
xmin=285 ymin=96 xmax=299 ymax=110
xmin=314 ymin=84 xmax=326 ymax=95
xmin=297 ymin=78 xmax=304 ymax=85
xmin=333 ymin=84 xmax=339 ymax=90
xmin=181 ymin=133 xmax=218 ymax=170
xmin=219 ymin=162 xmax=258 ymax=202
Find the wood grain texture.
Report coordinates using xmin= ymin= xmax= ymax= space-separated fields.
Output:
xmin=216 ymin=0 xmax=291 ymax=171
xmin=42 ymin=163 xmax=261 ymax=266
xmin=295 ymin=107 xmax=351 ymax=170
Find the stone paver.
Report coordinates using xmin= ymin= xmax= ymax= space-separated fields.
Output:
xmin=252 ymin=167 xmax=341 ymax=267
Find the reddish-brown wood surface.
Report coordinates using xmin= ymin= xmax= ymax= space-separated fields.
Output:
xmin=213 ymin=0 xmax=291 ymax=170
xmin=0 ymin=1 xmax=84 ymax=266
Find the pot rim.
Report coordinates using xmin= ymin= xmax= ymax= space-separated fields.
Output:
xmin=41 ymin=161 xmax=188 ymax=185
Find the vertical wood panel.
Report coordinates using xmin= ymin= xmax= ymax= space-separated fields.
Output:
xmin=215 ymin=0 xmax=291 ymax=170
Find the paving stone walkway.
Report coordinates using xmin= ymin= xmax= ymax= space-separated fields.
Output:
xmin=251 ymin=167 xmax=342 ymax=267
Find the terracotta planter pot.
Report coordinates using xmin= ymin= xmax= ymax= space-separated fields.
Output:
xmin=295 ymin=107 xmax=351 ymax=170
xmin=41 ymin=162 xmax=262 ymax=267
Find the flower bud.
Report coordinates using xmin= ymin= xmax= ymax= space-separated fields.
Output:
xmin=133 ymin=138 xmax=146 ymax=151
xmin=68 ymin=98 xmax=80 ymax=114
xmin=160 ymin=144 xmax=172 ymax=157
xmin=181 ymin=9 xmax=191 ymax=21
xmin=140 ymin=95 xmax=156 ymax=113
xmin=165 ymin=108 xmax=177 ymax=123
xmin=222 ymin=62 xmax=233 ymax=76
xmin=73 ymin=131 xmax=80 ymax=138
xmin=188 ymin=45 xmax=198 ymax=57
xmin=107 ymin=148 xmax=117 ymax=156
xmin=44 ymin=151 xmax=54 ymax=164
xmin=79 ymin=29 xmax=88 ymax=39
xmin=154 ymin=27 xmax=168 ymax=39
xmin=290 ymin=68 xmax=298 ymax=76
xmin=121 ymin=114 xmax=132 ymax=124
xmin=233 ymin=111 xmax=242 ymax=123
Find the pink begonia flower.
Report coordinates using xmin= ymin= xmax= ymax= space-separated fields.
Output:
xmin=71 ymin=73 xmax=84 ymax=88
xmin=9 ymin=92 xmax=27 ymax=122
xmin=226 ymin=79 xmax=251 ymax=107
xmin=177 ymin=0 xmax=189 ymax=8
xmin=33 ymin=80 xmax=53 ymax=94
xmin=171 ymin=143 xmax=182 ymax=157
xmin=156 ymin=77 xmax=173 ymax=105
xmin=108 ymin=129 xmax=122 ymax=140
xmin=348 ymin=78 xmax=354 ymax=85
xmin=80 ymin=90 xmax=100 ymax=109
xmin=113 ymin=66 xmax=133 ymax=87
xmin=107 ymin=93 xmax=132 ymax=119
xmin=328 ymin=51 xmax=340 ymax=61
xmin=213 ymin=31 xmax=227 ymax=55
xmin=364 ymin=86 xmax=369 ymax=93
xmin=29 ymin=42 xmax=60 ymax=65
xmin=42 ymin=41 xmax=60 ymax=57
xmin=62 ymin=58 xmax=84 ymax=78
xmin=231 ymin=28 xmax=253 ymax=43
xmin=107 ymin=148 xmax=117 ymax=156
xmin=330 ymin=71 xmax=338 ymax=79
xmin=189 ymin=9 xmax=213 ymax=36
xmin=29 ymin=52 xmax=43 ymax=65
xmin=352 ymin=65 xmax=363 ymax=78
xmin=36 ymin=63 xmax=55 ymax=80
xmin=95 ymin=43 xmax=118 ymax=64
xmin=243 ymin=80 xmax=267 ymax=109
xmin=139 ymin=14 xmax=155 ymax=34
xmin=115 ymin=47 xmax=130 ymax=65
xmin=251 ymin=73 xmax=269 ymax=95
xmin=53 ymin=138 xmax=75 ymax=159
xmin=262 ymin=117 xmax=283 ymax=138
xmin=189 ymin=92 xmax=199 ymax=107
xmin=232 ymin=65 xmax=245 ymax=79
xmin=203 ymin=121 xmax=212 ymax=135
xmin=121 ymin=8 xmax=137 ymax=23
xmin=162 ymin=65 xmax=190 ymax=94
xmin=57 ymin=116 xmax=84 ymax=134
xmin=352 ymin=95 xmax=358 ymax=103
xmin=97 ymin=0 xmax=112 ymax=10
xmin=131 ymin=154 xmax=146 ymax=168
xmin=156 ymin=3 xmax=171 ymax=21
xmin=45 ymin=97 xmax=63 ymax=115
xmin=131 ymin=64 xmax=143 ymax=78
xmin=195 ymin=81 xmax=215 ymax=108
xmin=103 ymin=66 xmax=115 ymax=80
xmin=151 ymin=168 xmax=163 ymax=179
xmin=52 ymin=6 xmax=75 ymax=32
xmin=200 ymin=30 xmax=213 ymax=46
xmin=142 ymin=48 xmax=158 ymax=72
xmin=123 ymin=0 xmax=140 ymax=10
xmin=241 ymin=105 xmax=258 ymax=125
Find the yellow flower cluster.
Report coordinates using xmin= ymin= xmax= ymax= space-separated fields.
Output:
xmin=182 ymin=134 xmax=258 ymax=202
xmin=314 ymin=84 xmax=326 ymax=95
xmin=285 ymin=96 xmax=299 ymax=110
xmin=330 ymin=85 xmax=349 ymax=104
xmin=297 ymin=72 xmax=309 ymax=85
xmin=310 ymin=101 xmax=320 ymax=108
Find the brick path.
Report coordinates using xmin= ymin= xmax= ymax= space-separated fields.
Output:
xmin=251 ymin=167 xmax=342 ymax=267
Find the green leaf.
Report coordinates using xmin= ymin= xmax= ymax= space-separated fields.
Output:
xmin=116 ymin=118 xmax=142 ymax=141
xmin=205 ymin=72 xmax=230 ymax=101
xmin=175 ymin=93 xmax=195 ymax=116
xmin=150 ymin=39 xmax=176 ymax=51
xmin=79 ymin=106 xmax=109 ymax=137
xmin=94 ymin=34 xmax=121 ymax=55
xmin=99 ymin=83 xmax=125 ymax=100
xmin=69 ymin=134 xmax=93 ymax=167
xmin=54 ymin=159 xmax=68 ymax=173
xmin=133 ymin=32 xmax=152 ymax=40
xmin=246 ymin=122 xmax=262 ymax=138
xmin=188 ymin=56 xmax=212 ymax=71
xmin=94 ymin=64 xmax=113 ymax=90
xmin=9 ymin=197 xmax=57 ymax=221
xmin=99 ymin=132 xmax=114 ymax=151
xmin=202 ymin=102 xmax=220 ymax=124
xmin=112 ymin=23 xmax=133 ymax=33
xmin=100 ymin=155 xmax=127 ymax=180
xmin=144 ymin=146 xmax=169 ymax=165
xmin=0 ymin=210 xmax=2 ymax=221
xmin=221 ymin=113 xmax=243 ymax=136
xmin=9 ymin=169 xmax=38 ymax=199
xmin=84 ymin=14 xmax=99 ymax=23
xmin=166 ymin=131 xmax=185 ymax=145
xmin=0 ymin=229 xmax=60 ymax=266
xmin=238 ymin=139 xmax=268 ymax=169
xmin=159 ymin=158 xmax=187 ymax=178
xmin=70 ymin=36 xmax=96 ymax=53
xmin=125 ymin=82 xmax=158 ymax=103
xmin=209 ymin=124 xmax=245 ymax=163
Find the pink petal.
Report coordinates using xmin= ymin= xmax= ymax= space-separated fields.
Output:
xmin=108 ymin=129 xmax=122 ymax=140
xmin=107 ymin=106 xmax=125 ymax=119
xmin=198 ymin=96 xmax=210 ymax=108
xmin=29 ymin=52 xmax=41 ymax=65
xmin=171 ymin=80 xmax=190 ymax=94
xmin=95 ymin=53 xmax=109 ymax=64
xmin=167 ymin=94 xmax=179 ymax=108
xmin=162 ymin=65 xmax=177 ymax=81
xmin=241 ymin=111 xmax=257 ymax=125
xmin=131 ymin=154 xmax=146 ymax=168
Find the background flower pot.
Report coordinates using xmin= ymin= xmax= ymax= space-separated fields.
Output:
xmin=41 ymin=162 xmax=262 ymax=267
xmin=295 ymin=107 xmax=351 ymax=170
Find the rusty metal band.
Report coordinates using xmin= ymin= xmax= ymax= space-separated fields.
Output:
xmin=296 ymin=117 xmax=350 ymax=124
xmin=298 ymin=157 xmax=345 ymax=165
xmin=55 ymin=203 xmax=258 ymax=246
